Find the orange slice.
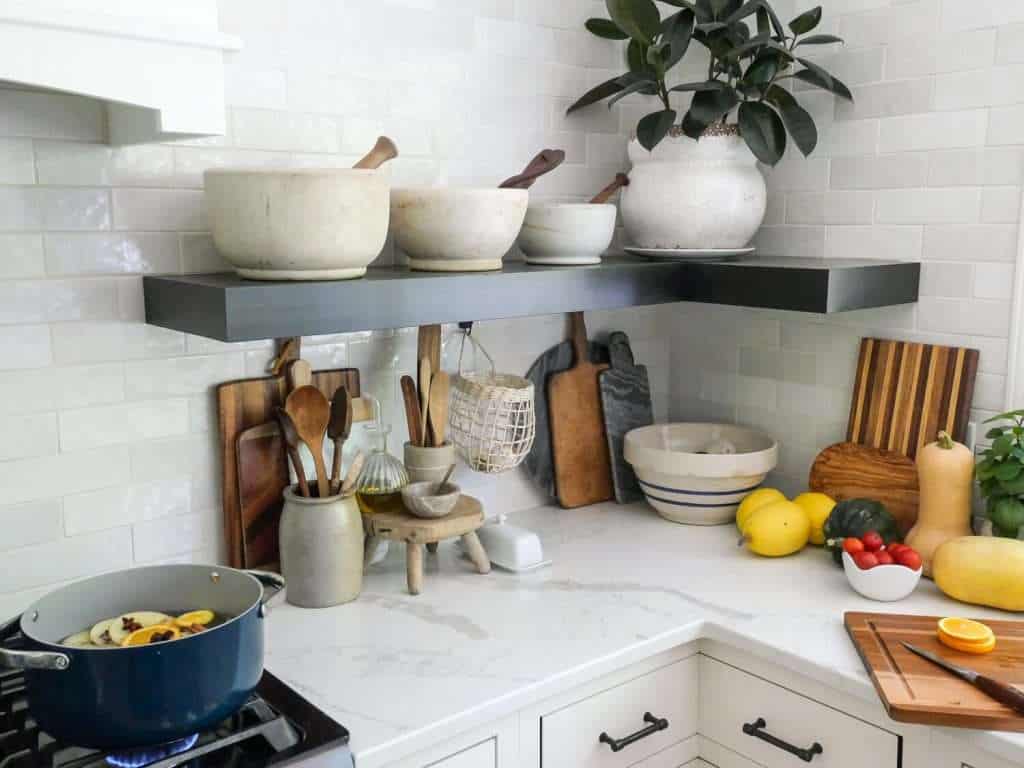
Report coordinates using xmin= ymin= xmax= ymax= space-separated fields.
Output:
xmin=122 ymin=625 xmax=181 ymax=647
xmin=175 ymin=610 xmax=215 ymax=628
xmin=938 ymin=632 xmax=996 ymax=655
xmin=938 ymin=617 xmax=995 ymax=644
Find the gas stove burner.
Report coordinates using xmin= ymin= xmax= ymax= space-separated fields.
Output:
xmin=103 ymin=735 xmax=199 ymax=768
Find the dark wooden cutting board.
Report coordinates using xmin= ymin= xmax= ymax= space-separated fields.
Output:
xmin=599 ymin=332 xmax=653 ymax=504
xmin=237 ymin=422 xmax=288 ymax=570
xmin=810 ymin=442 xmax=919 ymax=535
xmin=846 ymin=612 xmax=1024 ymax=731
xmin=848 ymin=338 xmax=979 ymax=458
xmin=218 ymin=367 xmax=359 ymax=568
xmin=548 ymin=312 xmax=613 ymax=509
xmin=524 ymin=339 xmax=608 ymax=500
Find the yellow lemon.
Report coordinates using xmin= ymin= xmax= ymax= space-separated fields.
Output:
xmin=741 ymin=501 xmax=811 ymax=557
xmin=736 ymin=488 xmax=787 ymax=533
xmin=792 ymin=492 xmax=837 ymax=546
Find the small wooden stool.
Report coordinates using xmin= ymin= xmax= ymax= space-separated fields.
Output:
xmin=362 ymin=495 xmax=490 ymax=595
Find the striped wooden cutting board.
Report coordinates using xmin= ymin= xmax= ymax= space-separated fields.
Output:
xmin=847 ymin=338 xmax=979 ymax=458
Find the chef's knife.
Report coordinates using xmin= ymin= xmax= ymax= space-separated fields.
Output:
xmin=901 ymin=642 xmax=1024 ymax=714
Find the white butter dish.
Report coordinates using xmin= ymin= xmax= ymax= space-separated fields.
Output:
xmin=466 ymin=517 xmax=550 ymax=572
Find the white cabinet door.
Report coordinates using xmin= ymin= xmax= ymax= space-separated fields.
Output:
xmin=425 ymin=739 xmax=496 ymax=768
xmin=928 ymin=732 xmax=1019 ymax=768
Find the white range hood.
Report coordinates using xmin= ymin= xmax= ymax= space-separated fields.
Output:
xmin=0 ymin=0 xmax=240 ymax=144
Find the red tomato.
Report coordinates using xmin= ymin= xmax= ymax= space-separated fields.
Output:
xmin=875 ymin=550 xmax=894 ymax=566
xmin=896 ymin=549 xmax=922 ymax=571
xmin=861 ymin=531 xmax=884 ymax=552
xmin=842 ymin=537 xmax=865 ymax=555
xmin=886 ymin=543 xmax=907 ymax=556
xmin=853 ymin=551 xmax=879 ymax=570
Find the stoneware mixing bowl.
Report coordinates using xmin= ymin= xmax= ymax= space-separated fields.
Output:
xmin=205 ymin=168 xmax=390 ymax=280
xmin=401 ymin=480 xmax=461 ymax=519
xmin=518 ymin=202 xmax=617 ymax=266
xmin=624 ymin=423 xmax=778 ymax=525
xmin=390 ymin=187 xmax=529 ymax=271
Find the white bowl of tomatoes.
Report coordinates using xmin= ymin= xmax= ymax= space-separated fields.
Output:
xmin=841 ymin=533 xmax=922 ymax=602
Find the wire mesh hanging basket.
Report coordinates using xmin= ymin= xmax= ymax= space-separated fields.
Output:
xmin=449 ymin=329 xmax=535 ymax=474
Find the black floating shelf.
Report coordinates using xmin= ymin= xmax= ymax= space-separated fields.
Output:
xmin=143 ymin=257 xmax=920 ymax=342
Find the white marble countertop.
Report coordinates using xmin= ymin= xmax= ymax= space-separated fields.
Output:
xmin=263 ymin=501 xmax=1024 ymax=767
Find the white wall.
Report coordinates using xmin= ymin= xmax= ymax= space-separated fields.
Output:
xmin=0 ymin=0 xmax=680 ymax=616
xmin=672 ymin=0 xmax=1022 ymax=494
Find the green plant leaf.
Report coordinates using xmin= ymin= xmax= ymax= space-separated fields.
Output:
xmin=756 ymin=7 xmax=770 ymax=35
xmin=585 ymin=18 xmax=630 ymax=39
xmin=669 ymin=80 xmax=729 ymax=92
xmin=725 ymin=34 xmax=793 ymax=60
xmin=744 ymin=53 xmax=779 ymax=85
xmin=627 ymin=39 xmax=653 ymax=74
xmin=991 ymin=497 xmax=1024 ymax=535
xmin=994 ymin=435 xmax=1015 ymax=457
xmin=710 ymin=0 xmax=733 ymax=17
xmin=663 ymin=9 xmax=695 ymax=67
xmin=607 ymin=76 xmax=661 ymax=107
xmin=795 ymin=33 xmax=843 ymax=46
xmin=988 ymin=426 xmax=1009 ymax=439
xmin=660 ymin=0 xmax=697 ymax=7
xmin=681 ymin=110 xmax=708 ymax=138
xmin=697 ymin=21 xmax=729 ymax=32
xmin=788 ymin=5 xmax=822 ymax=35
xmin=1000 ymin=475 xmax=1024 ymax=495
xmin=996 ymin=461 xmax=1024 ymax=482
xmin=794 ymin=58 xmax=853 ymax=100
xmin=694 ymin=0 xmax=714 ymax=22
xmin=986 ymin=409 xmax=1024 ymax=422
xmin=566 ymin=75 xmax=630 ymax=114
xmin=637 ymin=108 xmax=678 ymax=150
xmin=690 ymin=87 xmax=740 ymax=123
xmin=766 ymin=85 xmax=817 ymax=155
xmin=726 ymin=0 xmax=785 ymax=38
xmin=738 ymin=101 xmax=786 ymax=165
xmin=607 ymin=0 xmax=662 ymax=44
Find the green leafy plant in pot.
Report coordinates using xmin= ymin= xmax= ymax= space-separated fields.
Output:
xmin=569 ymin=0 xmax=852 ymax=164
xmin=977 ymin=410 xmax=1024 ymax=538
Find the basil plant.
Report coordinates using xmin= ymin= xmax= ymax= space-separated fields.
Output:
xmin=568 ymin=0 xmax=853 ymax=165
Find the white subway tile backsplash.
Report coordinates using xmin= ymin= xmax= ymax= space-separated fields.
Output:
xmin=831 ymin=153 xmax=928 ymax=189
xmin=974 ymin=372 xmax=1007 ymax=411
xmin=878 ymin=110 xmax=988 ymax=153
xmin=0 ymin=188 xmax=42 ymax=230
xmin=836 ymin=79 xmax=933 ymax=121
xmin=981 ymin=187 xmax=1021 ymax=223
xmin=0 ymin=500 xmax=62 ymax=553
xmin=125 ymin=354 xmax=246 ymax=399
xmin=0 ymin=138 xmax=35 ymax=183
xmin=0 ymin=234 xmax=44 ymax=278
xmin=927 ymin=148 xmax=1024 ymax=187
xmin=0 ymin=325 xmax=51 ymax=369
xmin=921 ymin=261 xmax=974 ymax=298
xmin=64 ymin=479 xmax=191 ymax=536
xmin=988 ymin=105 xmax=1024 ymax=146
xmin=0 ymin=413 xmax=58 ymax=461
xmin=996 ymin=23 xmax=1024 ymax=64
xmin=753 ymin=225 xmax=826 ymax=257
xmin=0 ymin=446 xmax=128 ymax=506
xmin=941 ymin=0 xmax=1024 ymax=33
xmin=923 ymin=224 xmax=1018 ymax=261
xmin=0 ymin=280 xmax=117 ymax=324
xmin=60 ymin=399 xmax=189 ymax=452
xmin=886 ymin=29 xmax=995 ymax=79
xmin=934 ymin=65 xmax=1024 ymax=111
xmin=762 ymin=157 xmax=829 ymax=192
xmin=818 ymin=119 xmax=879 ymax=157
xmin=875 ymin=188 xmax=982 ymax=224
xmin=786 ymin=191 xmax=874 ymax=225
xmin=917 ymin=297 xmax=1011 ymax=336
xmin=974 ymin=262 xmax=1015 ymax=300
xmin=232 ymin=109 xmax=341 ymax=153
xmin=840 ymin=0 xmax=940 ymax=46
xmin=51 ymin=322 xmax=184 ymax=364
xmin=824 ymin=225 xmax=923 ymax=261
xmin=133 ymin=511 xmax=220 ymax=563
xmin=5 ymin=527 xmax=133 ymax=593
xmin=113 ymin=189 xmax=205 ymax=231
xmin=40 ymin=188 xmax=111 ymax=230
xmin=0 ymin=89 xmax=105 ymax=141
xmin=44 ymin=233 xmax=181 ymax=275
xmin=0 ymin=363 xmax=124 ymax=415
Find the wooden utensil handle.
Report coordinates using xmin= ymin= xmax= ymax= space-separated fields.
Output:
xmin=286 ymin=446 xmax=310 ymax=497
xmin=568 ymin=312 xmax=588 ymax=365
xmin=590 ymin=173 xmax=629 ymax=204
xmin=353 ymin=136 xmax=398 ymax=170
xmin=975 ymin=675 xmax=1024 ymax=714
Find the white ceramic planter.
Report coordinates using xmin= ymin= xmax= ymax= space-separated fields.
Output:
xmin=205 ymin=168 xmax=390 ymax=281
xmin=390 ymin=187 xmax=529 ymax=271
xmin=620 ymin=130 xmax=766 ymax=250
xmin=518 ymin=203 xmax=617 ymax=266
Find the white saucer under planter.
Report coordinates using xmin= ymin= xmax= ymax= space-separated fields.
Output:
xmin=518 ymin=203 xmax=617 ymax=266
xmin=624 ymin=423 xmax=778 ymax=525
xmin=390 ymin=187 xmax=529 ymax=272
xmin=205 ymin=168 xmax=390 ymax=281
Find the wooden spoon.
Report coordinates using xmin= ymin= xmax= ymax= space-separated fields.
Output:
xmin=590 ymin=173 xmax=630 ymax=204
xmin=428 ymin=371 xmax=450 ymax=447
xmin=287 ymin=359 xmax=312 ymax=390
xmin=418 ymin=357 xmax=432 ymax=446
xmin=274 ymin=408 xmax=310 ymax=498
xmin=284 ymin=385 xmax=331 ymax=498
xmin=400 ymin=375 xmax=424 ymax=447
xmin=353 ymin=136 xmax=399 ymax=170
xmin=328 ymin=386 xmax=353 ymax=495
xmin=434 ymin=464 xmax=456 ymax=494
xmin=498 ymin=149 xmax=566 ymax=189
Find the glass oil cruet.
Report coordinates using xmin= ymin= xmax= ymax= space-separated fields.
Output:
xmin=354 ymin=395 xmax=408 ymax=515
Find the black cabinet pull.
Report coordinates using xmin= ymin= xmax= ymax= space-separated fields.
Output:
xmin=598 ymin=712 xmax=669 ymax=753
xmin=742 ymin=717 xmax=823 ymax=763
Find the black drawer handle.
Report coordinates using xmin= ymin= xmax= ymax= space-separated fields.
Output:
xmin=743 ymin=718 xmax=823 ymax=763
xmin=598 ymin=712 xmax=669 ymax=753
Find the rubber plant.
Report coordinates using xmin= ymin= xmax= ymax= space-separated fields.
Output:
xmin=977 ymin=410 xmax=1024 ymax=538
xmin=567 ymin=0 xmax=853 ymax=164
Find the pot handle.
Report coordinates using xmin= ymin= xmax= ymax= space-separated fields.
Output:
xmin=245 ymin=570 xmax=286 ymax=617
xmin=0 ymin=615 xmax=71 ymax=672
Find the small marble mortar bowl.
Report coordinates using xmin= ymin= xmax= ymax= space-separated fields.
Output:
xmin=401 ymin=481 xmax=461 ymax=519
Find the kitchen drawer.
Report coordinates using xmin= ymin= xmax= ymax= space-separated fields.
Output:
xmin=700 ymin=656 xmax=900 ymax=768
xmin=542 ymin=656 xmax=698 ymax=767
xmin=425 ymin=739 xmax=495 ymax=768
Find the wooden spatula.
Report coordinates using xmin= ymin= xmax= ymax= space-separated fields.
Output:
xmin=429 ymin=372 xmax=450 ymax=447
xmin=419 ymin=357 xmax=432 ymax=445
xmin=274 ymin=408 xmax=310 ymax=498
xmin=285 ymin=386 xmax=331 ymax=498
xmin=590 ymin=173 xmax=629 ymax=204
xmin=328 ymin=386 xmax=353 ymax=495
xmin=353 ymin=136 xmax=398 ymax=170
xmin=548 ymin=312 xmax=613 ymax=508
xmin=401 ymin=375 xmax=424 ymax=447
xmin=498 ymin=149 xmax=566 ymax=189
xmin=287 ymin=359 xmax=312 ymax=390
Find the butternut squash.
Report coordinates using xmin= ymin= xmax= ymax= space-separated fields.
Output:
xmin=905 ymin=431 xmax=974 ymax=577
xmin=933 ymin=536 xmax=1024 ymax=612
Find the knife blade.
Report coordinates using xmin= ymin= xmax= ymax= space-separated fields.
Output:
xmin=902 ymin=642 xmax=1024 ymax=714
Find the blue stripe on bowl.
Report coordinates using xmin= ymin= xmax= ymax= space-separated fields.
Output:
xmin=642 ymin=492 xmax=741 ymax=509
xmin=638 ymin=479 xmax=762 ymax=496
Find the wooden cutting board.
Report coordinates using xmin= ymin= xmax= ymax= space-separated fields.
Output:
xmin=237 ymin=422 xmax=288 ymax=570
xmin=218 ymin=367 xmax=359 ymax=569
xmin=599 ymin=332 xmax=653 ymax=504
xmin=845 ymin=612 xmax=1024 ymax=731
xmin=524 ymin=339 xmax=608 ymax=499
xmin=848 ymin=338 xmax=979 ymax=458
xmin=548 ymin=312 xmax=613 ymax=509
xmin=809 ymin=442 xmax=919 ymax=535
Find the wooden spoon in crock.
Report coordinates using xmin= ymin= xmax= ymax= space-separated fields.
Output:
xmin=285 ymin=386 xmax=332 ymax=498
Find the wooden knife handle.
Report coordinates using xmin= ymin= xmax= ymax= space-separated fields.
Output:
xmin=568 ymin=311 xmax=588 ymax=365
xmin=975 ymin=675 xmax=1024 ymax=714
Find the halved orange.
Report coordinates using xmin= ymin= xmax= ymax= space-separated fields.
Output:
xmin=175 ymin=610 xmax=215 ymax=628
xmin=122 ymin=625 xmax=181 ymax=647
